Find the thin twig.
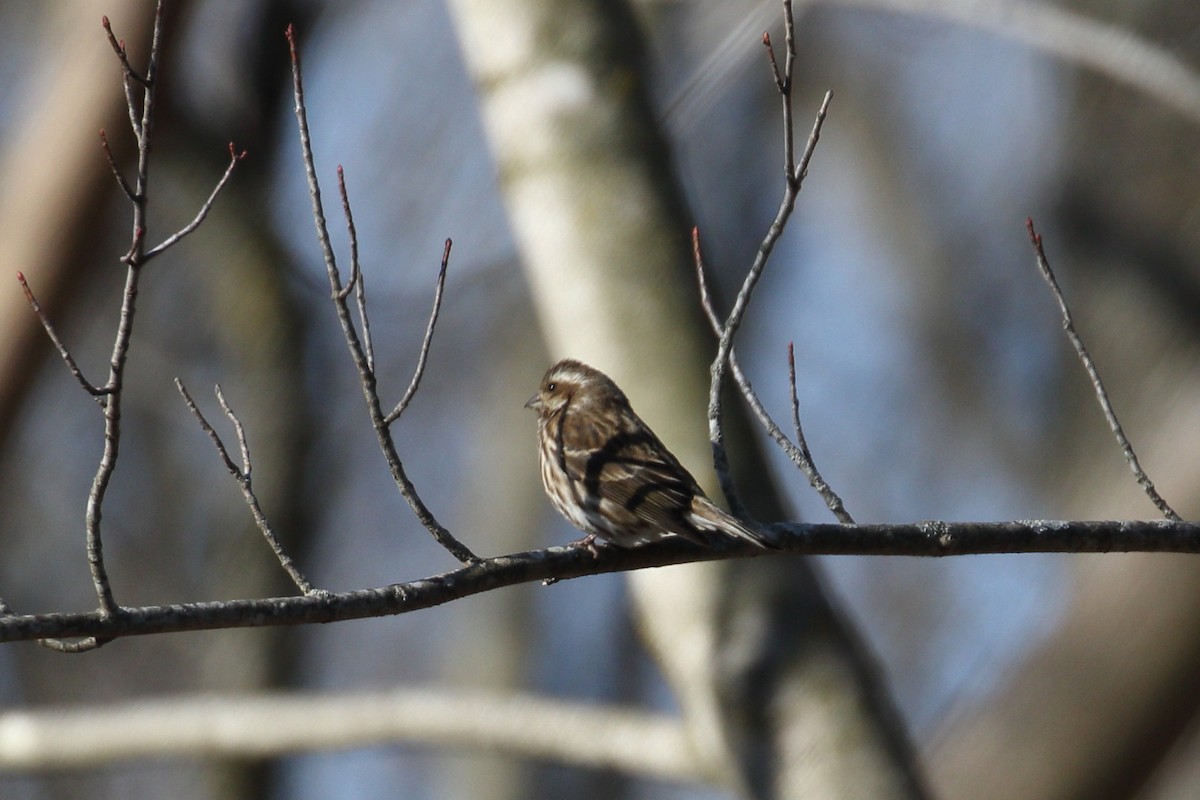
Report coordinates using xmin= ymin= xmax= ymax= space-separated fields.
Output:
xmin=693 ymin=229 xmax=748 ymax=517
xmin=385 ymin=239 xmax=451 ymax=426
xmin=99 ymin=129 xmax=137 ymax=202
xmin=787 ymin=344 xmax=854 ymax=523
xmin=287 ymin=26 xmax=342 ymax=293
xmin=286 ymin=25 xmax=478 ymax=564
xmin=1026 ymin=218 xmax=1180 ymax=520
xmin=762 ymin=32 xmax=785 ymax=95
xmin=16 ymin=272 xmax=106 ymax=400
xmin=792 ymin=91 xmax=829 ymax=186
xmin=336 ymin=167 xmax=359 ymax=305
xmin=101 ymin=15 xmax=148 ymax=85
xmin=142 ymin=143 xmax=247 ymax=262
xmin=336 ymin=166 xmax=375 ymax=372
xmin=101 ymin=15 xmax=144 ymax=138
xmin=175 ymin=380 xmax=319 ymax=595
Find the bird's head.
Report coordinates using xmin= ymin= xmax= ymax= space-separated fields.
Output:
xmin=525 ymin=358 xmax=625 ymax=417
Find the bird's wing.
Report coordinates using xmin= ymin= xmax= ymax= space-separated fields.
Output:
xmin=558 ymin=402 xmax=707 ymax=542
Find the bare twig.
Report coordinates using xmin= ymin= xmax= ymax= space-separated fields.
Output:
xmin=1026 ymin=219 xmax=1180 ymax=520
xmin=142 ymin=143 xmax=247 ymax=262
xmin=99 ymin=129 xmax=136 ymax=202
xmin=176 ymin=380 xmax=319 ymax=595
xmin=286 ymin=24 xmax=478 ymax=564
xmin=335 ymin=166 xmax=376 ymax=373
xmin=16 ymin=272 xmax=106 ymax=400
xmin=101 ymin=15 xmax=144 ymax=138
xmin=762 ymin=32 xmax=786 ymax=95
xmin=385 ymin=239 xmax=451 ymax=426
xmin=787 ymin=344 xmax=854 ymax=523
xmin=101 ymin=15 xmax=148 ymax=86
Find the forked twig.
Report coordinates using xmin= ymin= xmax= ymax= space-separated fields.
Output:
xmin=336 ymin=166 xmax=375 ymax=373
xmin=693 ymin=230 xmax=748 ymax=516
xmin=84 ymin=0 xmax=174 ymax=618
xmin=143 ymin=143 xmax=247 ymax=262
xmin=694 ymin=232 xmax=853 ymax=523
xmin=706 ymin=0 xmax=833 ymax=516
xmin=99 ymin=129 xmax=137 ymax=202
xmin=176 ymin=380 xmax=319 ymax=595
xmin=286 ymin=24 xmax=478 ymax=564
xmin=1026 ymin=219 xmax=1180 ymax=520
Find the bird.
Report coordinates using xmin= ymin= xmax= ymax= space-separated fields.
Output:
xmin=525 ymin=358 xmax=776 ymax=552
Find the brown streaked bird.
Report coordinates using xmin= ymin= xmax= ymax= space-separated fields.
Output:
xmin=525 ymin=358 xmax=775 ymax=551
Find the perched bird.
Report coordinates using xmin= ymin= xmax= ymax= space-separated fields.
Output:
xmin=525 ymin=358 xmax=775 ymax=551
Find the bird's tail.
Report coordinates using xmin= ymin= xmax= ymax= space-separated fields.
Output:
xmin=691 ymin=497 xmax=779 ymax=549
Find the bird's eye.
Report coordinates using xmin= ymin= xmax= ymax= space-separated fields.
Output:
xmin=547 ymin=382 xmax=557 ymax=392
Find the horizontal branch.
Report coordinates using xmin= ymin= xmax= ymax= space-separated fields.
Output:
xmin=2 ymin=519 xmax=1197 ymax=644
xmin=0 ymin=688 xmax=696 ymax=782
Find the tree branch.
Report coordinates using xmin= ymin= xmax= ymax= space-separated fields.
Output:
xmin=0 ymin=688 xmax=696 ymax=783
xmin=175 ymin=380 xmax=320 ymax=596
xmin=705 ymin=0 xmax=833 ymax=522
xmin=286 ymin=24 xmax=478 ymax=564
xmin=2 ymin=519 xmax=1197 ymax=644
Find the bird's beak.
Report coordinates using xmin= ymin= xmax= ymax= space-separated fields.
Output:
xmin=524 ymin=394 xmax=541 ymax=411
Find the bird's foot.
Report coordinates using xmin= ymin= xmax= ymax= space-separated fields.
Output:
xmin=572 ymin=534 xmax=604 ymax=558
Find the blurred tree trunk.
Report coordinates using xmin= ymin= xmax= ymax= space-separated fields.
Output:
xmin=444 ymin=0 xmax=925 ymax=796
